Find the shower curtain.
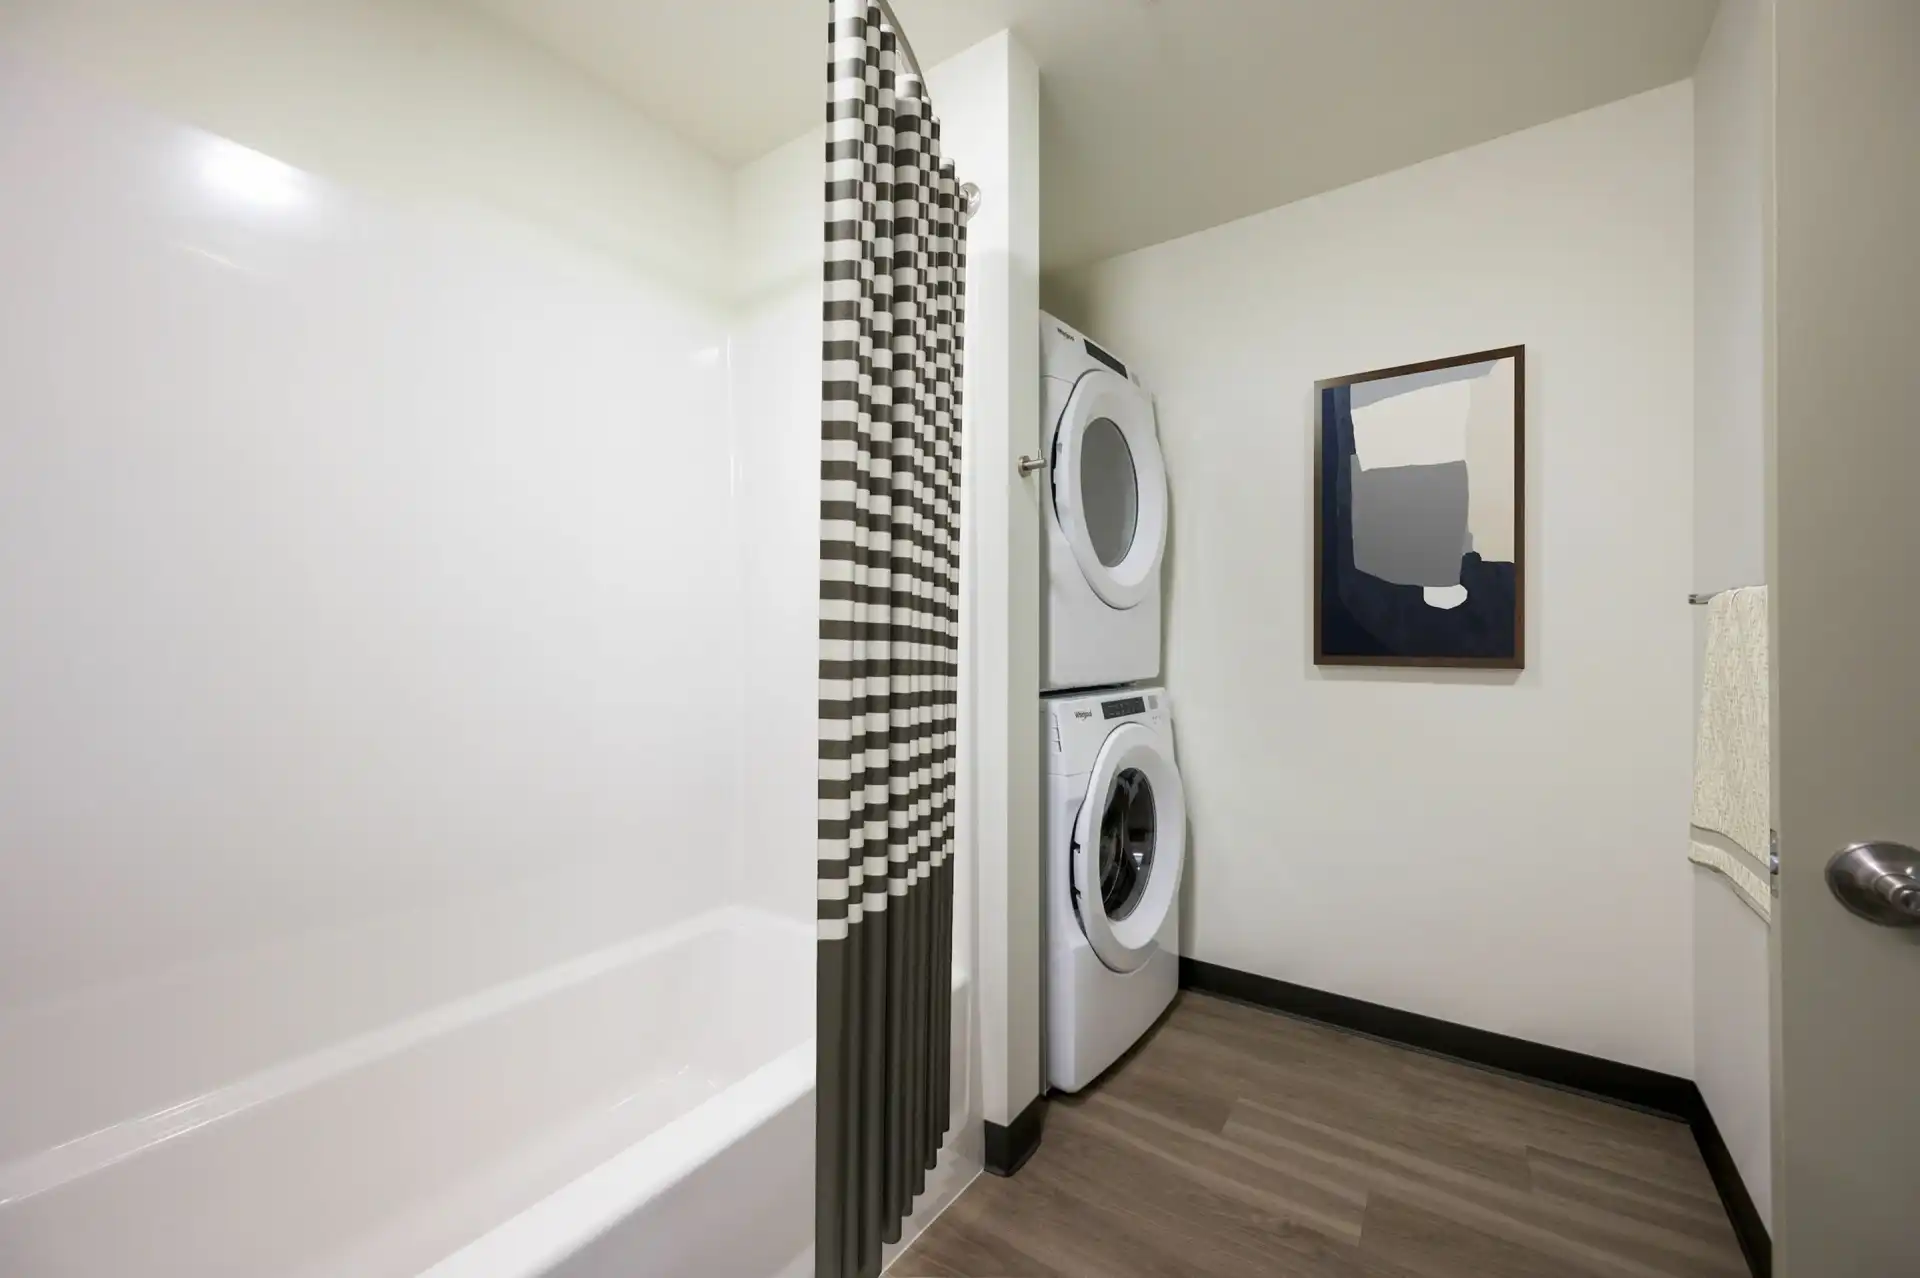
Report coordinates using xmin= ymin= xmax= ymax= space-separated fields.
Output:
xmin=816 ymin=2 xmax=968 ymax=1275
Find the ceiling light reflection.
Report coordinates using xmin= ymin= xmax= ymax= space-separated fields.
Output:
xmin=199 ymin=137 xmax=304 ymax=210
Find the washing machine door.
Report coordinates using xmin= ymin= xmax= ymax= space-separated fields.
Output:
xmin=1070 ymin=721 xmax=1187 ymax=973
xmin=1051 ymin=370 xmax=1167 ymax=610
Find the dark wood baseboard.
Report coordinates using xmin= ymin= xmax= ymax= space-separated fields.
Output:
xmin=1179 ymin=956 xmax=1770 ymax=1277
xmin=1687 ymin=1092 xmax=1772 ymax=1278
xmin=1179 ymin=957 xmax=1694 ymax=1116
xmin=983 ymin=1092 xmax=1047 ymax=1178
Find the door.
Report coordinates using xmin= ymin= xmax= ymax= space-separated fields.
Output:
xmin=1772 ymin=2 xmax=1920 ymax=1272
xmin=1070 ymin=722 xmax=1186 ymax=973
xmin=1052 ymin=371 xmax=1168 ymax=609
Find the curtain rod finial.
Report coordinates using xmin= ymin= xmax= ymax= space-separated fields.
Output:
xmin=960 ymin=182 xmax=982 ymax=219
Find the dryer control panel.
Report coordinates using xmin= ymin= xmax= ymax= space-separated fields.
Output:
xmin=1041 ymin=312 xmax=1143 ymax=389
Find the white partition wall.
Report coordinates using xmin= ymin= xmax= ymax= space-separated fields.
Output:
xmin=1690 ymin=0 xmax=1773 ymax=1228
xmin=926 ymin=31 xmax=1045 ymax=1155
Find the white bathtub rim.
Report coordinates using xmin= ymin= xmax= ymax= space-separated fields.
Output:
xmin=417 ymin=1038 xmax=814 ymax=1278
xmin=0 ymin=904 xmax=806 ymax=1209
xmin=418 ymin=961 xmax=971 ymax=1278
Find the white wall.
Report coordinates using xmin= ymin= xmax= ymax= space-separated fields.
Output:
xmin=730 ymin=126 xmax=826 ymax=929
xmin=0 ymin=0 xmax=731 ymax=298
xmin=929 ymin=32 xmax=1045 ymax=1135
xmin=0 ymin=14 xmax=743 ymax=1175
xmin=1692 ymin=0 xmax=1774 ymax=1227
xmin=1051 ymin=83 xmax=1698 ymax=1076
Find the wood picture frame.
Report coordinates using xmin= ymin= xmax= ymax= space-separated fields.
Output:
xmin=1313 ymin=345 xmax=1526 ymax=669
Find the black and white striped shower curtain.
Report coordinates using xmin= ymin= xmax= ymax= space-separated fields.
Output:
xmin=816 ymin=2 xmax=968 ymax=1275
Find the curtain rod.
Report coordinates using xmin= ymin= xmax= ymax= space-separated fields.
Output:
xmin=872 ymin=0 xmax=925 ymax=85
xmin=870 ymin=0 xmax=983 ymax=219
xmin=1690 ymin=587 xmax=1760 ymax=604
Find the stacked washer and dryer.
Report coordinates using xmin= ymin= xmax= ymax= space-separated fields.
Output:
xmin=1038 ymin=315 xmax=1188 ymax=1093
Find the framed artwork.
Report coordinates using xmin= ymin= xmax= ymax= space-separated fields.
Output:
xmin=1314 ymin=346 xmax=1525 ymax=668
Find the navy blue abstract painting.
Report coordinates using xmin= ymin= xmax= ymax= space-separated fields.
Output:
xmin=1315 ymin=347 xmax=1525 ymax=668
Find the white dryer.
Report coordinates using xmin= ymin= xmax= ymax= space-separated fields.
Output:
xmin=1041 ymin=314 xmax=1169 ymax=692
xmin=1044 ymin=687 xmax=1186 ymax=1093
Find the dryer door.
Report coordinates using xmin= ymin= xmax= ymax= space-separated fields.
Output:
xmin=1051 ymin=370 xmax=1167 ymax=609
xmin=1071 ymin=722 xmax=1187 ymax=973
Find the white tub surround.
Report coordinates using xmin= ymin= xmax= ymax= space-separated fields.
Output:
xmin=0 ymin=910 xmax=812 ymax=1278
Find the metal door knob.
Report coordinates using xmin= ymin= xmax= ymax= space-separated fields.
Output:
xmin=1825 ymin=842 xmax=1920 ymax=927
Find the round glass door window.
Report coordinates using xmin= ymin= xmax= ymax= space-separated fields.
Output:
xmin=1098 ymin=767 xmax=1157 ymax=921
xmin=1079 ymin=417 xmax=1139 ymax=568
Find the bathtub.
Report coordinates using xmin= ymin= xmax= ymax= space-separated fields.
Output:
xmin=1 ymin=907 xmax=833 ymax=1277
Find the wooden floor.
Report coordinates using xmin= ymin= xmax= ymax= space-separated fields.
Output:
xmin=896 ymin=992 xmax=1747 ymax=1278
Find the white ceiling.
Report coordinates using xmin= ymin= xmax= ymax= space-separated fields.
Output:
xmin=469 ymin=0 xmax=1718 ymax=271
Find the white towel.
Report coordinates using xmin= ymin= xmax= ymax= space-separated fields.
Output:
xmin=1690 ymin=586 xmax=1772 ymax=920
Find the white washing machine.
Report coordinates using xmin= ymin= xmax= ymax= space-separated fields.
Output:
xmin=1041 ymin=314 xmax=1169 ymax=692
xmin=1044 ymin=687 xmax=1186 ymax=1093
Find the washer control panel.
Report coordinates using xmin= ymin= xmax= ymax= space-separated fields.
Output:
xmin=1043 ymin=687 xmax=1169 ymax=773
